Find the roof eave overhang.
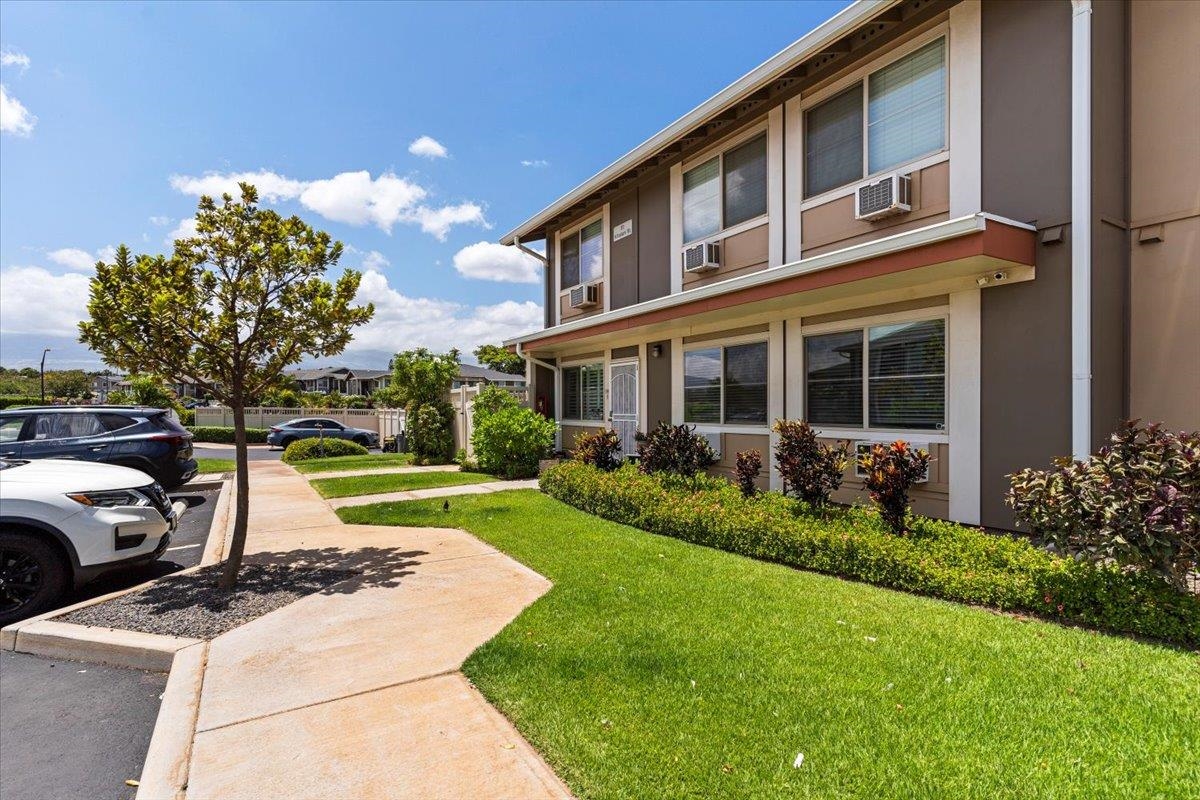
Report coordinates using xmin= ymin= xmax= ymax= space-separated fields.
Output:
xmin=504 ymin=214 xmax=1036 ymax=351
xmin=498 ymin=0 xmax=901 ymax=246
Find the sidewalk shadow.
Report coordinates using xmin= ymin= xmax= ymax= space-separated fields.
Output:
xmin=247 ymin=546 xmax=428 ymax=594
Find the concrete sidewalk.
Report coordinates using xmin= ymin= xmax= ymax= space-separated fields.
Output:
xmin=327 ymin=479 xmax=541 ymax=509
xmin=161 ymin=461 xmax=568 ymax=800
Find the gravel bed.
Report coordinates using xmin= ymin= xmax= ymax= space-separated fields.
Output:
xmin=62 ymin=564 xmax=356 ymax=640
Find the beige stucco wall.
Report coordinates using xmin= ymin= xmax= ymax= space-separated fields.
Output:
xmin=823 ymin=438 xmax=951 ymax=520
xmin=707 ymin=432 xmax=771 ymax=491
xmin=1129 ymin=0 xmax=1200 ymax=431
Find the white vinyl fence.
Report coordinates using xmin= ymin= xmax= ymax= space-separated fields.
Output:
xmin=194 ymin=406 xmax=396 ymax=434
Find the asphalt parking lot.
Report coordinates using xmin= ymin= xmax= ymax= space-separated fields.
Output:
xmin=193 ymin=443 xmax=282 ymax=462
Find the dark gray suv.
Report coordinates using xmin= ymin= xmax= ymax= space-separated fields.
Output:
xmin=0 ymin=406 xmax=198 ymax=488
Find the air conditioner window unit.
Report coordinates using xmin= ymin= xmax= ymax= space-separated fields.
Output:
xmin=683 ymin=241 xmax=721 ymax=273
xmin=702 ymin=431 xmax=722 ymax=458
xmin=855 ymin=174 xmax=912 ymax=221
xmin=853 ymin=440 xmax=929 ymax=483
xmin=569 ymin=282 xmax=599 ymax=309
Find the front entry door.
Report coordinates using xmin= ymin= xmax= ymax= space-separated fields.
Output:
xmin=609 ymin=361 xmax=639 ymax=457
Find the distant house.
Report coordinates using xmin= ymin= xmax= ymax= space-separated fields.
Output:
xmin=286 ymin=367 xmax=391 ymax=396
xmin=453 ymin=364 xmax=526 ymax=390
xmin=91 ymin=374 xmax=123 ymax=403
xmin=111 ymin=375 xmax=209 ymax=400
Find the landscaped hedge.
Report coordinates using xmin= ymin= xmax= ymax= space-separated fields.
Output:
xmin=540 ymin=461 xmax=1200 ymax=647
xmin=185 ymin=426 xmax=269 ymax=444
xmin=281 ymin=437 xmax=368 ymax=463
xmin=0 ymin=395 xmax=42 ymax=409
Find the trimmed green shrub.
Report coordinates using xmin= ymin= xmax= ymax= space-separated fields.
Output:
xmin=0 ymin=395 xmax=42 ymax=409
xmin=178 ymin=408 xmax=195 ymax=426
xmin=735 ymin=449 xmax=762 ymax=498
xmin=472 ymin=385 xmax=520 ymax=422
xmin=636 ymin=422 xmax=717 ymax=478
xmin=473 ymin=406 xmax=555 ymax=480
xmin=859 ymin=441 xmax=932 ymax=535
xmin=539 ymin=461 xmax=1200 ymax=647
xmin=281 ymin=437 xmax=369 ymax=463
xmin=772 ymin=419 xmax=848 ymax=509
xmin=573 ymin=428 xmax=624 ymax=472
xmin=406 ymin=401 xmax=454 ymax=464
xmin=1009 ymin=420 xmax=1200 ymax=591
xmin=185 ymin=426 xmax=269 ymax=444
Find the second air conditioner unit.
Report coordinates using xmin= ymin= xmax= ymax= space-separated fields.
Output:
xmin=855 ymin=173 xmax=912 ymax=221
xmin=682 ymin=241 xmax=721 ymax=273
xmin=569 ymin=282 xmax=599 ymax=309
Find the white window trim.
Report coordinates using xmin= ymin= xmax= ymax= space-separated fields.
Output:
xmin=554 ymin=206 xmax=611 ymax=324
xmin=799 ymin=26 xmax=950 ymax=207
xmin=680 ymin=123 xmax=771 ymax=248
xmin=799 ymin=305 xmax=951 ymax=440
xmin=681 ymin=331 xmax=771 ymax=430
xmin=558 ymin=356 xmax=607 ymax=425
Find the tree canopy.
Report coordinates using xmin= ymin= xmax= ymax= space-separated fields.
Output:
xmin=473 ymin=343 xmax=525 ymax=375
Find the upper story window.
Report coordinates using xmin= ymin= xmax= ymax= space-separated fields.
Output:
xmin=684 ymin=341 xmax=768 ymax=425
xmin=804 ymin=318 xmax=945 ymax=431
xmin=562 ymin=362 xmax=604 ymax=421
xmin=683 ymin=133 xmax=768 ymax=243
xmin=804 ymin=37 xmax=946 ymax=198
xmin=560 ymin=219 xmax=603 ymax=290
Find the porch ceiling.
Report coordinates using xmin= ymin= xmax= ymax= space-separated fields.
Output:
xmin=518 ymin=214 xmax=1036 ymax=358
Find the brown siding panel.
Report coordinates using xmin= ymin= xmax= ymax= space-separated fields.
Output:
xmin=638 ymin=174 xmax=672 ymax=302
xmin=609 ymin=191 xmax=639 ymax=310
xmin=646 ymin=340 xmax=672 ymax=430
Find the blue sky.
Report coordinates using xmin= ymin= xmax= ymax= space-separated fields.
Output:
xmin=0 ymin=0 xmax=849 ymax=370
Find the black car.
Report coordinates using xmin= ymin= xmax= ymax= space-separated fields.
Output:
xmin=0 ymin=406 xmax=198 ymax=488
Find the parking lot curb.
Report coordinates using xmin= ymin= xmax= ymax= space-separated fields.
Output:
xmin=137 ymin=642 xmax=209 ymax=800
xmin=7 ymin=619 xmax=201 ymax=671
xmin=200 ymin=477 xmax=234 ymax=567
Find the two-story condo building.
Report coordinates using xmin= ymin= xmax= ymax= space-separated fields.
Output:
xmin=501 ymin=0 xmax=1199 ymax=530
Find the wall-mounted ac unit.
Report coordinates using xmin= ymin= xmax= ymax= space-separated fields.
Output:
xmin=569 ymin=282 xmax=599 ymax=309
xmin=702 ymin=431 xmax=723 ymax=458
xmin=855 ymin=174 xmax=912 ymax=221
xmin=853 ymin=440 xmax=929 ymax=483
xmin=682 ymin=242 xmax=721 ymax=273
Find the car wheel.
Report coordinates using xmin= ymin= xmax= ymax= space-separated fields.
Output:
xmin=280 ymin=437 xmax=297 ymax=449
xmin=0 ymin=531 xmax=69 ymax=626
xmin=353 ymin=435 xmax=369 ymax=447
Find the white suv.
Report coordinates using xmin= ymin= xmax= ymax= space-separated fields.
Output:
xmin=0 ymin=458 xmax=184 ymax=625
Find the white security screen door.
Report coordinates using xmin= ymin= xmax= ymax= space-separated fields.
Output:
xmin=609 ymin=362 xmax=639 ymax=457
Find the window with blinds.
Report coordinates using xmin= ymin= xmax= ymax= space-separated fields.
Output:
xmin=803 ymin=36 xmax=946 ymax=199
xmin=684 ymin=341 xmax=768 ymax=425
xmin=804 ymin=319 xmax=945 ymax=431
xmin=560 ymin=219 xmax=604 ymax=290
xmin=562 ymin=363 xmax=604 ymax=421
xmin=682 ymin=133 xmax=767 ymax=244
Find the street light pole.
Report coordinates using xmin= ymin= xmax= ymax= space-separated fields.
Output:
xmin=40 ymin=348 xmax=51 ymax=403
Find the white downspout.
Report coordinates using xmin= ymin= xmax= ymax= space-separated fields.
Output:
xmin=1071 ymin=0 xmax=1092 ymax=461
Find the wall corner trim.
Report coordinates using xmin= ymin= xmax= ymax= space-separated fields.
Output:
xmin=1071 ymin=0 xmax=1093 ymax=459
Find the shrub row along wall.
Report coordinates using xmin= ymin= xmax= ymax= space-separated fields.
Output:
xmin=186 ymin=426 xmax=269 ymax=444
xmin=539 ymin=462 xmax=1200 ymax=647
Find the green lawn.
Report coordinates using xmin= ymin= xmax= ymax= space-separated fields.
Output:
xmin=290 ymin=453 xmax=416 ymax=474
xmin=309 ymin=469 xmax=495 ymax=498
xmin=339 ymin=491 xmax=1199 ymax=800
xmin=195 ymin=457 xmax=235 ymax=474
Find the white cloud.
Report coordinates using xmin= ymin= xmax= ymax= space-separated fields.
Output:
xmin=148 ymin=215 xmax=173 ymax=227
xmin=404 ymin=202 xmax=487 ymax=241
xmin=165 ymin=217 xmax=198 ymax=246
xmin=1 ymin=50 xmax=30 ymax=72
xmin=170 ymin=168 xmax=489 ymax=238
xmin=298 ymin=171 xmax=426 ymax=233
xmin=168 ymin=170 xmax=307 ymax=203
xmin=521 ymin=159 xmax=549 ymax=168
xmin=0 ymin=85 xmax=36 ymax=136
xmin=347 ymin=269 xmax=541 ymax=357
xmin=452 ymin=241 xmax=542 ymax=284
xmin=361 ymin=250 xmax=389 ymax=271
xmin=0 ymin=266 xmax=91 ymax=336
xmin=96 ymin=245 xmax=117 ymax=263
xmin=47 ymin=248 xmax=96 ymax=270
xmin=408 ymin=135 xmax=448 ymax=159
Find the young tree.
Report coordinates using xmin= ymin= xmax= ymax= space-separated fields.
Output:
xmin=473 ymin=343 xmax=525 ymax=375
xmin=79 ymin=184 xmax=373 ymax=589
xmin=380 ymin=348 xmax=459 ymax=463
xmin=43 ymin=369 xmax=93 ymax=400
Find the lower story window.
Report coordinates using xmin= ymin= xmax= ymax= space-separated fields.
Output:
xmin=804 ymin=318 xmax=945 ymax=430
xmin=562 ymin=363 xmax=604 ymax=421
xmin=684 ymin=341 xmax=768 ymax=425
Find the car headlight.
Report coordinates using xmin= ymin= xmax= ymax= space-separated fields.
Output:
xmin=66 ymin=489 xmax=152 ymax=508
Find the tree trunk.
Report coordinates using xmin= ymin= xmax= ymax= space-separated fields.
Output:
xmin=218 ymin=403 xmax=251 ymax=590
